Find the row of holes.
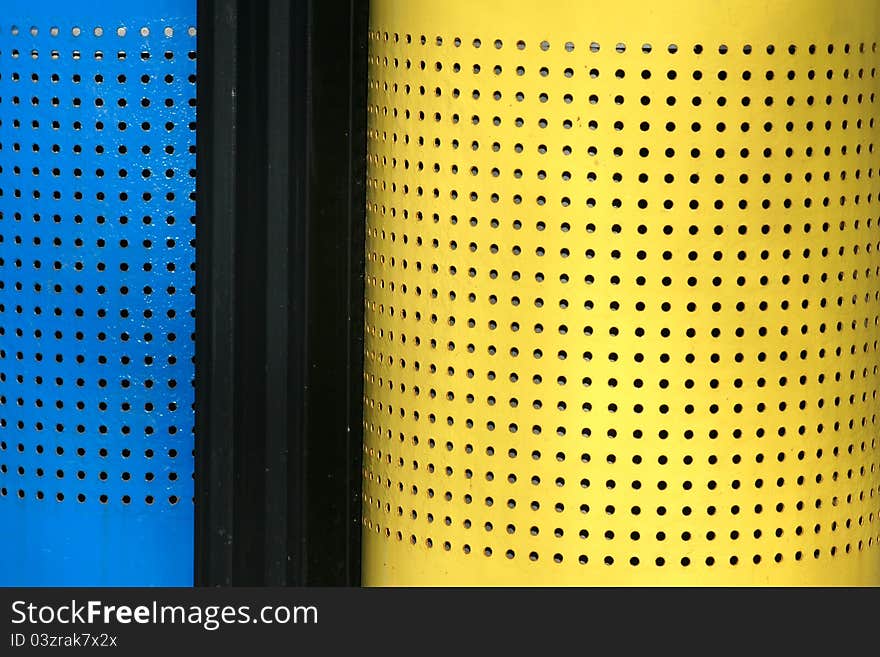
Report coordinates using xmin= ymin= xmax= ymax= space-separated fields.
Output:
xmin=375 ymin=64 xmax=877 ymax=81
xmin=2 ymin=190 xmax=191 ymax=202
xmin=3 ymin=99 xmax=192 ymax=109
xmin=3 ymin=73 xmax=193 ymax=84
xmin=368 ymin=513 xmax=877 ymax=542
xmin=367 ymin=191 xmax=878 ymax=210
xmin=7 ymin=26 xmax=196 ymax=38
xmin=2 ymin=465 xmax=184 ymax=481
xmin=1 ymin=418 xmax=189 ymax=430
xmin=1 ymin=443 xmax=184 ymax=457
xmin=368 ymin=440 xmax=870 ymax=465
xmin=0 ymin=489 xmax=187 ymax=504
xmin=366 ymin=457 xmax=875 ymax=489
xmin=1 ymin=413 xmax=188 ymax=426
xmin=373 ymin=32 xmax=879 ymax=57
xmin=364 ymin=519 xmax=874 ymax=565
xmin=1 ymin=51 xmax=194 ymax=62
xmin=363 ymin=501 xmax=877 ymax=524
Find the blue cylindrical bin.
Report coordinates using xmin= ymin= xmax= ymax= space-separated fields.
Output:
xmin=0 ymin=0 xmax=196 ymax=585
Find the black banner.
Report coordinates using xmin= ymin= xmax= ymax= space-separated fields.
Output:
xmin=0 ymin=587 xmax=873 ymax=654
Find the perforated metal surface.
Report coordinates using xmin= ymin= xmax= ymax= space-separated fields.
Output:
xmin=362 ymin=0 xmax=880 ymax=585
xmin=0 ymin=0 xmax=196 ymax=585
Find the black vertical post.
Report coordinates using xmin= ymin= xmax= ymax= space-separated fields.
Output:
xmin=195 ymin=0 xmax=240 ymax=586
xmin=195 ymin=0 xmax=367 ymax=586
xmin=302 ymin=0 xmax=368 ymax=586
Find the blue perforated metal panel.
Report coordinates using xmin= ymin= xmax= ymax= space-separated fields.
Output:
xmin=0 ymin=0 xmax=196 ymax=585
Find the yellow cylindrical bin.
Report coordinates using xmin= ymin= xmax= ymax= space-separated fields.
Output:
xmin=362 ymin=0 xmax=880 ymax=585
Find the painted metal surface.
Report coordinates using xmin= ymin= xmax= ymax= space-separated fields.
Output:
xmin=363 ymin=0 xmax=880 ymax=584
xmin=0 ymin=0 xmax=196 ymax=585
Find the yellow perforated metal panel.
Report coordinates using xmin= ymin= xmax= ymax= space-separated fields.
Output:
xmin=362 ymin=0 xmax=880 ymax=585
